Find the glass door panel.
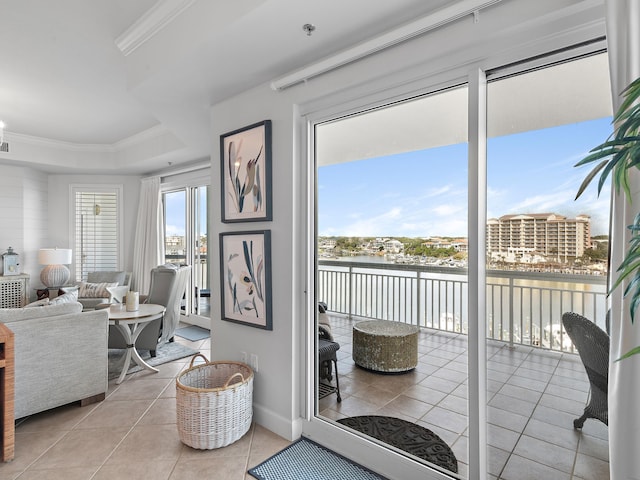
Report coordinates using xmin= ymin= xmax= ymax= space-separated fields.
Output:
xmin=314 ymin=85 xmax=469 ymax=477
xmin=485 ymin=52 xmax=612 ymax=478
xmin=163 ymin=186 xmax=209 ymax=317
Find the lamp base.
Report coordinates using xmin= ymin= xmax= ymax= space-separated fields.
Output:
xmin=40 ymin=265 xmax=70 ymax=288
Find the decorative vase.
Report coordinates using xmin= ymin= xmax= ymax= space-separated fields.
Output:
xmin=126 ymin=291 xmax=139 ymax=312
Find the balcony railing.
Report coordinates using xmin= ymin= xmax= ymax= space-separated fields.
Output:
xmin=165 ymin=254 xmax=209 ymax=292
xmin=318 ymin=259 xmax=607 ymax=352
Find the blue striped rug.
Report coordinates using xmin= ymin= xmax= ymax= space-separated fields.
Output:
xmin=248 ymin=437 xmax=388 ymax=480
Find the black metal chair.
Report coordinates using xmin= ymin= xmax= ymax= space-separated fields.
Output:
xmin=561 ymin=312 xmax=609 ymax=428
xmin=318 ymin=324 xmax=341 ymax=402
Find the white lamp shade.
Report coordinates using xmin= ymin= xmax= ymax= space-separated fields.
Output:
xmin=38 ymin=248 xmax=72 ymax=265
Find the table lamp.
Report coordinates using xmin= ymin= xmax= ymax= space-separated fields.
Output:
xmin=38 ymin=248 xmax=72 ymax=287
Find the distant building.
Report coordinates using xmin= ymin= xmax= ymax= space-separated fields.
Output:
xmin=383 ymin=239 xmax=404 ymax=253
xmin=166 ymin=235 xmax=185 ymax=255
xmin=487 ymin=213 xmax=591 ymax=262
xmin=422 ymin=237 xmax=468 ymax=253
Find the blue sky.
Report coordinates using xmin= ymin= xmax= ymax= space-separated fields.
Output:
xmin=164 ymin=188 xmax=208 ymax=237
xmin=318 ymin=117 xmax=613 ymax=238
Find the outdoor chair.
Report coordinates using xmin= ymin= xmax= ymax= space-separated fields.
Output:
xmin=561 ymin=312 xmax=609 ymax=428
xmin=318 ymin=323 xmax=341 ymax=402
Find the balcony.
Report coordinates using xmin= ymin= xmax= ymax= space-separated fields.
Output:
xmin=318 ymin=259 xmax=609 ymax=479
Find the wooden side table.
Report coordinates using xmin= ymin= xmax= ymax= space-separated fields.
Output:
xmin=0 ymin=323 xmax=14 ymax=462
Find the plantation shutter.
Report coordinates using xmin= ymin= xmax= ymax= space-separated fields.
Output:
xmin=74 ymin=189 xmax=120 ymax=281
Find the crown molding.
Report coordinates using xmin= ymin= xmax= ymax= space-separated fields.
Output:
xmin=4 ymin=132 xmax=116 ymax=152
xmin=5 ymin=123 xmax=172 ymax=153
xmin=115 ymin=0 xmax=197 ymax=56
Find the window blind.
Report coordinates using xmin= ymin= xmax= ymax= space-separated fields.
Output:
xmin=74 ymin=190 xmax=119 ymax=281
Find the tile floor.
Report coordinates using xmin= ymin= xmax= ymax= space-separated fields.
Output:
xmin=1 ymin=332 xmax=291 ymax=480
xmin=2 ymin=315 xmax=610 ymax=480
xmin=319 ymin=314 xmax=610 ymax=480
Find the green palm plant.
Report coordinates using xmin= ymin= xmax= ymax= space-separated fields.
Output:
xmin=575 ymin=76 xmax=640 ymax=360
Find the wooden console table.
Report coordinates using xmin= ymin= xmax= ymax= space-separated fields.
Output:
xmin=0 ymin=323 xmax=14 ymax=462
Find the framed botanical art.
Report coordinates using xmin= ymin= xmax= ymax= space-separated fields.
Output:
xmin=219 ymin=230 xmax=272 ymax=330
xmin=220 ymin=120 xmax=272 ymax=222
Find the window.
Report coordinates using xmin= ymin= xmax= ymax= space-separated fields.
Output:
xmin=72 ymin=185 xmax=122 ymax=281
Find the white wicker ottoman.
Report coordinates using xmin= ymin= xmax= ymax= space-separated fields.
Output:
xmin=352 ymin=320 xmax=419 ymax=373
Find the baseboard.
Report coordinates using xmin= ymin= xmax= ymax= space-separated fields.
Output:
xmin=179 ymin=314 xmax=210 ymax=330
xmin=253 ymin=402 xmax=303 ymax=442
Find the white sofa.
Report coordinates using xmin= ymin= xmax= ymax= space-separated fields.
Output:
xmin=0 ymin=302 xmax=108 ymax=419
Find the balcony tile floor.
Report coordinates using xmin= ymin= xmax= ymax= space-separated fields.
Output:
xmin=1 ymin=316 xmax=609 ymax=480
xmin=319 ymin=314 xmax=609 ymax=480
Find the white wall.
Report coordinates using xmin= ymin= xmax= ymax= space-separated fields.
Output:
xmin=0 ymin=165 xmax=48 ymax=297
xmin=47 ymin=174 xmax=142 ymax=284
xmin=208 ymin=0 xmax=606 ymax=442
xmin=0 ymin=168 xmax=140 ymax=300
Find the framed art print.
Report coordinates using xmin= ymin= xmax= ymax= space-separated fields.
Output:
xmin=220 ymin=120 xmax=272 ymax=222
xmin=220 ymin=230 xmax=272 ymax=330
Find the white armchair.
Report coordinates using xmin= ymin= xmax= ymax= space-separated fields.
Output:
xmin=108 ymin=264 xmax=191 ymax=356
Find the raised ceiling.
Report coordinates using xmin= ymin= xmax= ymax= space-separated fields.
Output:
xmin=0 ymin=0 xmax=454 ymax=174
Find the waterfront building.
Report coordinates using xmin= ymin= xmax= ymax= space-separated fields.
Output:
xmin=487 ymin=213 xmax=591 ymax=263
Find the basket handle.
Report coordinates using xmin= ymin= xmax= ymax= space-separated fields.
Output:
xmin=224 ymin=372 xmax=245 ymax=388
xmin=188 ymin=353 xmax=209 ymax=368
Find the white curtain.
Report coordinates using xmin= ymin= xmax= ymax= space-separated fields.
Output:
xmin=132 ymin=177 xmax=165 ymax=293
xmin=605 ymin=1 xmax=640 ymax=479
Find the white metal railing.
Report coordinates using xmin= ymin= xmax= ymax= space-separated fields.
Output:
xmin=318 ymin=259 xmax=607 ymax=352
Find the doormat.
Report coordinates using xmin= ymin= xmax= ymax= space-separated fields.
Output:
xmin=337 ymin=416 xmax=458 ymax=473
xmin=175 ymin=325 xmax=210 ymax=341
xmin=108 ymin=342 xmax=199 ymax=380
xmin=248 ymin=437 xmax=388 ymax=480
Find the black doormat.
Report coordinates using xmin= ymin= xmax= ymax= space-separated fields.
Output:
xmin=337 ymin=415 xmax=458 ymax=474
xmin=248 ymin=437 xmax=388 ymax=480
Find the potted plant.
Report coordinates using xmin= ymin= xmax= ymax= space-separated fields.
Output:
xmin=575 ymin=76 xmax=640 ymax=359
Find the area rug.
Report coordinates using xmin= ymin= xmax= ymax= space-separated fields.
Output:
xmin=248 ymin=437 xmax=388 ymax=480
xmin=108 ymin=342 xmax=199 ymax=380
xmin=174 ymin=325 xmax=210 ymax=341
xmin=337 ymin=416 xmax=458 ymax=474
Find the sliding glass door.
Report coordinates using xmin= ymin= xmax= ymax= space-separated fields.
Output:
xmin=306 ymin=50 xmax=612 ymax=479
xmin=163 ymin=185 xmax=209 ymax=317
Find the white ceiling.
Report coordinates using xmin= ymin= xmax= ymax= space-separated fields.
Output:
xmin=0 ymin=0 xmax=453 ymax=174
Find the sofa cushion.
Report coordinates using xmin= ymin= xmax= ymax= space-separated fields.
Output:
xmin=78 ymin=281 xmax=118 ymax=298
xmin=0 ymin=302 xmax=83 ymax=323
xmin=25 ymin=298 xmax=50 ymax=307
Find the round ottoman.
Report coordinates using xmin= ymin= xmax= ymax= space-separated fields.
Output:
xmin=352 ymin=320 xmax=419 ymax=373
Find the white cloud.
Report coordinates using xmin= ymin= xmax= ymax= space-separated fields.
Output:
xmin=511 ymin=190 xmax=575 ymax=212
xmin=165 ymin=224 xmax=184 ymax=236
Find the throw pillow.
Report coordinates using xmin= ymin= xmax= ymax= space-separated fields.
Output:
xmin=49 ymin=290 xmax=79 ymax=305
xmin=78 ymin=281 xmax=118 ymax=298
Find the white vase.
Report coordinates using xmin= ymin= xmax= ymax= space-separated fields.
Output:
xmin=126 ymin=291 xmax=139 ymax=311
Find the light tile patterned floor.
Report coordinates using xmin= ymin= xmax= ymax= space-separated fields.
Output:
xmin=1 ymin=332 xmax=291 ymax=480
xmin=2 ymin=316 xmax=609 ymax=480
xmin=319 ymin=314 xmax=610 ymax=480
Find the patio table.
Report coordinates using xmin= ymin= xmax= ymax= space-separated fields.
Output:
xmin=352 ymin=320 xmax=419 ymax=373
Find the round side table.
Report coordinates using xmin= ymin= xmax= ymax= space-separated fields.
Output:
xmin=352 ymin=320 xmax=419 ymax=373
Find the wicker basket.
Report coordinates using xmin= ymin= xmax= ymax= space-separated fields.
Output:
xmin=176 ymin=354 xmax=254 ymax=449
